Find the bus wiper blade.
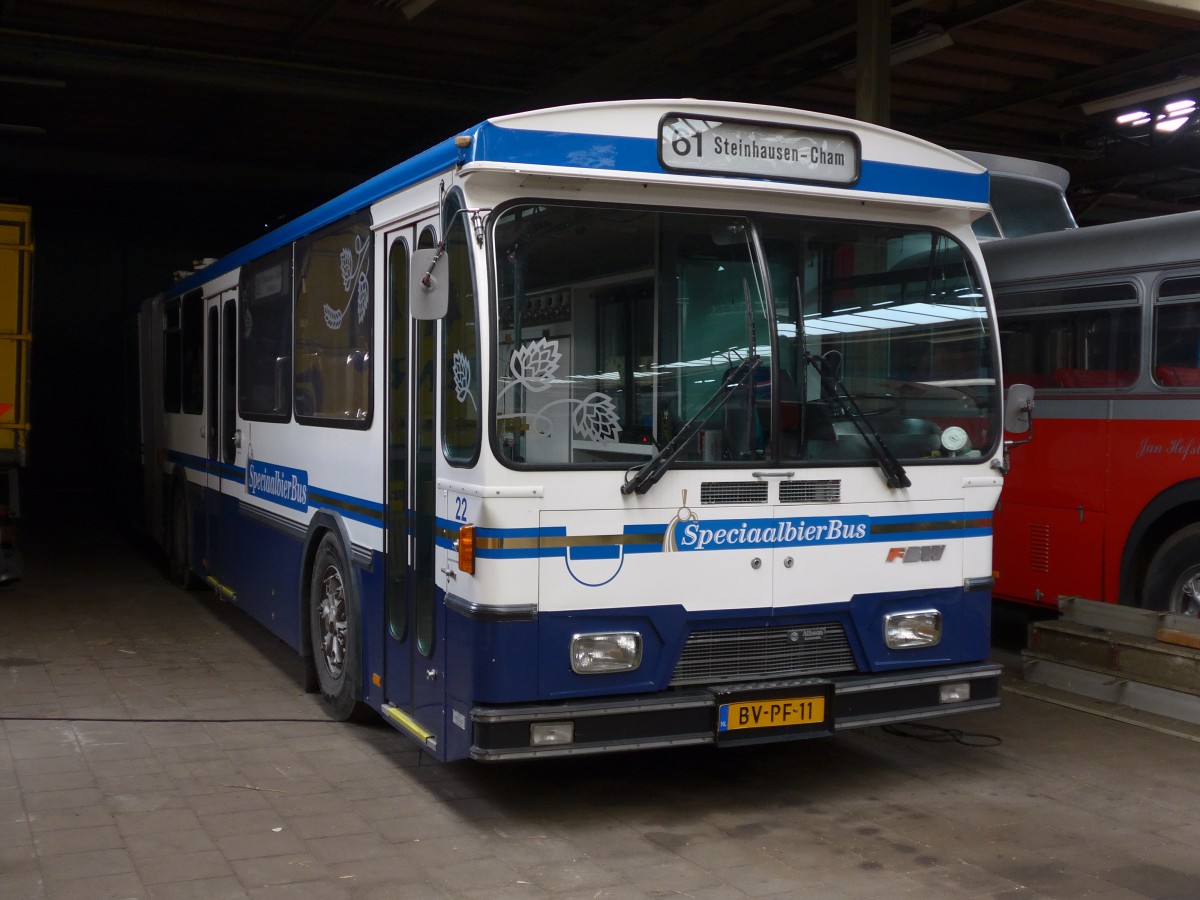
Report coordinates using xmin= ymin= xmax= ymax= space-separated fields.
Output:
xmin=621 ymin=355 xmax=761 ymax=496
xmin=805 ymin=351 xmax=911 ymax=490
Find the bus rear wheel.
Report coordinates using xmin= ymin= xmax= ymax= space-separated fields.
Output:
xmin=1143 ymin=524 xmax=1200 ymax=617
xmin=309 ymin=534 xmax=370 ymax=720
xmin=168 ymin=486 xmax=201 ymax=590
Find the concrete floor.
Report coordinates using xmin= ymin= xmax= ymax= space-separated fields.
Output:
xmin=3 ymin=499 xmax=1200 ymax=899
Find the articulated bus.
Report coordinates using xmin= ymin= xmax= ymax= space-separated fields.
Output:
xmin=140 ymin=99 xmax=1022 ymax=762
xmin=988 ymin=209 xmax=1200 ymax=617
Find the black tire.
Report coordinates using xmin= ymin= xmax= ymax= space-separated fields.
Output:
xmin=309 ymin=533 xmax=370 ymax=720
xmin=168 ymin=485 xmax=202 ymax=590
xmin=1142 ymin=524 xmax=1200 ymax=616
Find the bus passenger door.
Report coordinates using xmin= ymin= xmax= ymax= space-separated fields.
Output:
xmin=203 ymin=290 xmax=239 ymax=591
xmin=382 ymin=225 xmax=443 ymax=754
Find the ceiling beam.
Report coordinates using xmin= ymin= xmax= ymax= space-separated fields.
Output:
xmin=0 ymin=30 xmax=517 ymax=113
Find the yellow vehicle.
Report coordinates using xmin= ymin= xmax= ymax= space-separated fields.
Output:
xmin=0 ymin=203 xmax=32 ymax=583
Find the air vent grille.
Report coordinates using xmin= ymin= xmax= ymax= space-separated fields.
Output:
xmin=779 ymin=479 xmax=841 ymax=504
xmin=1030 ymin=523 xmax=1051 ymax=573
xmin=700 ymin=481 xmax=768 ymax=504
xmin=670 ymin=623 xmax=856 ymax=686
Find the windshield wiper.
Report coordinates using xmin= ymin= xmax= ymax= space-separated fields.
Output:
xmin=805 ymin=350 xmax=910 ymax=490
xmin=621 ymin=355 xmax=761 ymax=496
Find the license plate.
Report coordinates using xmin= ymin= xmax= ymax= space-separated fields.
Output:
xmin=719 ymin=695 xmax=825 ymax=732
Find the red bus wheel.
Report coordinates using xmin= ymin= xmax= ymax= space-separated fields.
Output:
xmin=1144 ymin=524 xmax=1200 ymax=617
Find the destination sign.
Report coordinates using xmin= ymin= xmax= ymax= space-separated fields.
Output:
xmin=659 ymin=114 xmax=860 ymax=185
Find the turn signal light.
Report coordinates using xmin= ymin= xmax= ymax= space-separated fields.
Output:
xmin=457 ymin=523 xmax=476 ymax=575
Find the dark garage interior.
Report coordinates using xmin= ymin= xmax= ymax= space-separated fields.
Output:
xmin=2 ymin=0 xmax=1200 ymax=518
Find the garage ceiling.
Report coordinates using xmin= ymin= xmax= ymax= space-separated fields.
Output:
xmin=3 ymin=0 xmax=1200 ymax=227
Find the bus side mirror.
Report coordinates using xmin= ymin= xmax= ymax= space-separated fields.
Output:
xmin=410 ymin=248 xmax=449 ymax=320
xmin=1004 ymin=383 xmax=1035 ymax=437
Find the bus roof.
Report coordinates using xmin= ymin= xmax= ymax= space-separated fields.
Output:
xmin=959 ymin=151 xmax=1069 ymax=191
xmin=984 ymin=208 xmax=1200 ymax=285
xmin=166 ymin=99 xmax=988 ymax=299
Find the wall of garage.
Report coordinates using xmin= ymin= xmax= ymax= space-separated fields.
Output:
xmin=4 ymin=175 xmax=326 ymax=526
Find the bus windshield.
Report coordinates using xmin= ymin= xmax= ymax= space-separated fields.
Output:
xmin=492 ymin=203 xmax=996 ymax=468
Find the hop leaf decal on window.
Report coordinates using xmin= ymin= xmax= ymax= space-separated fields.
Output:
xmin=508 ymin=337 xmax=561 ymax=392
xmin=324 ymin=235 xmax=370 ymax=331
xmin=573 ymin=392 xmax=621 ymax=442
xmin=355 ymin=272 xmax=369 ymax=324
xmin=495 ymin=337 xmax=619 ymax=445
xmin=324 ymin=304 xmax=346 ymax=329
xmin=453 ymin=349 xmax=475 ymax=408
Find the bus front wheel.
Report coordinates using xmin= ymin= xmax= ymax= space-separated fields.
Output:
xmin=309 ymin=534 xmax=370 ymax=720
xmin=1143 ymin=524 xmax=1200 ymax=617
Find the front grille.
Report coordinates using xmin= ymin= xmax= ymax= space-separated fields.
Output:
xmin=670 ymin=623 xmax=857 ymax=686
xmin=700 ymin=481 xmax=768 ymax=504
xmin=779 ymin=479 xmax=841 ymax=504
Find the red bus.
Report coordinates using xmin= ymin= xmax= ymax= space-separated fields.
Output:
xmin=987 ymin=209 xmax=1200 ymax=616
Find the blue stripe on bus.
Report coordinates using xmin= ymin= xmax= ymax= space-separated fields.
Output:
xmin=167 ymin=453 xmax=992 ymax=547
xmin=166 ymin=449 xmax=383 ymax=526
xmin=857 ymin=159 xmax=989 ymax=204
xmin=461 ymin=511 xmax=993 ymax=560
xmin=569 ymin=544 xmax=621 ymax=561
xmin=623 ymin=522 xmax=668 ymax=555
xmin=468 ymin=123 xmax=989 ymax=204
xmin=307 ymin=487 xmax=385 ymax=526
xmin=867 ymin=511 xmax=993 ymax=541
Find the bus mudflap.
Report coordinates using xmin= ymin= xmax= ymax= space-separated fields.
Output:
xmin=469 ymin=662 xmax=1002 ymax=761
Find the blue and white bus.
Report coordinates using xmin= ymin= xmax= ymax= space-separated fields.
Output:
xmin=140 ymin=99 xmax=1024 ymax=761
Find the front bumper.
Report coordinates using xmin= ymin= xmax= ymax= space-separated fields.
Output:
xmin=470 ymin=661 xmax=1002 ymax=761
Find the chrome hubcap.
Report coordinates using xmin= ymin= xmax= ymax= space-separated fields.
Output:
xmin=317 ymin=566 xmax=347 ymax=677
xmin=1174 ymin=568 xmax=1200 ymax=617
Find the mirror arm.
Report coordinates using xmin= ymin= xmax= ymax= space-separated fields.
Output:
xmin=420 ymin=241 xmax=446 ymax=288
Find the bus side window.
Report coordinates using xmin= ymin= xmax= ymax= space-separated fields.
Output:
xmin=294 ymin=213 xmax=373 ymax=426
xmin=1155 ymin=298 xmax=1200 ymax=385
xmin=1000 ymin=318 xmax=1057 ymax=388
xmin=1001 ymin=308 xmax=1138 ymax=389
xmin=1066 ymin=308 xmax=1139 ymax=387
xmin=239 ymin=247 xmax=294 ymax=421
xmin=163 ymin=290 xmax=206 ymax=415
xmin=180 ymin=291 xmax=205 ymax=415
xmin=441 ymin=193 xmax=480 ymax=465
xmin=162 ymin=298 xmax=182 ymax=412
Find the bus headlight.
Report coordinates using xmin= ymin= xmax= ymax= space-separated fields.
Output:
xmin=884 ymin=610 xmax=942 ymax=649
xmin=570 ymin=632 xmax=643 ymax=674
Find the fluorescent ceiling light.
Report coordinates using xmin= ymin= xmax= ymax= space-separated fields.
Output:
xmin=1156 ymin=116 xmax=1190 ymax=133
